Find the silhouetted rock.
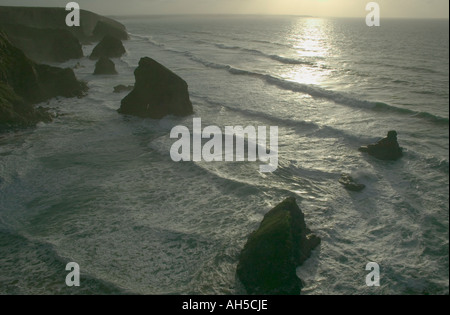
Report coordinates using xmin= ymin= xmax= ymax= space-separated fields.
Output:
xmin=339 ymin=174 xmax=366 ymax=192
xmin=118 ymin=57 xmax=193 ymax=119
xmin=359 ymin=130 xmax=403 ymax=161
xmin=90 ymin=35 xmax=126 ymax=60
xmin=35 ymin=64 xmax=87 ymax=98
xmin=94 ymin=57 xmax=118 ymax=75
xmin=113 ymin=84 xmax=134 ymax=93
xmin=93 ymin=20 xmax=128 ymax=41
xmin=0 ymin=23 xmax=83 ymax=63
xmin=237 ymin=197 xmax=320 ymax=295
xmin=0 ymin=31 xmax=86 ymax=129
xmin=0 ymin=6 xmax=128 ymax=44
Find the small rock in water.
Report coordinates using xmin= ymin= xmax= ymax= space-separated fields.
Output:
xmin=94 ymin=57 xmax=117 ymax=75
xmin=113 ymin=84 xmax=134 ymax=93
xmin=339 ymin=174 xmax=366 ymax=192
xmin=359 ymin=130 xmax=403 ymax=161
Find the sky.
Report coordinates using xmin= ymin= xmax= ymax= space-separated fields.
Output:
xmin=0 ymin=0 xmax=448 ymax=18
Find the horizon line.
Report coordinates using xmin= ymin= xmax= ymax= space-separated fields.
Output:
xmin=108 ymin=13 xmax=450 ymax=20
xmin=0 ymin=5 xmax=448 ymax=20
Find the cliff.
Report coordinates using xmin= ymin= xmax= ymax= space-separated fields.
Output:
xmin=0 ymin=6 xmax=128 ymax=44
xmin=0 ymin=23 xmax=83 ymax=63
xmin=0 ymin=31 xmax=87 ymax=129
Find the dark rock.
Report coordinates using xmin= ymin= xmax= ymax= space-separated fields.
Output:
xmin=90 ymin=35 xmax=126 ymax=60
xmin=0 ymin=23 xmax=83 ymax=63
xmin=35 ymin=64 xmax=88 ymax=99
xmin=94 ymin=57 xmax=118 ymax=75
xmin=0 ymin=6 xmax=128 ymax=44
xmin=0 ymin=82 xmax=52 ymax=128
xmin=0 ymin=31 xmax=86 ymax=129
xmin=113 ymin=84 xmax=134 ymax=93
xmin=237 ymin=197 xmax=321 ymax=295
xmin=73 ymin=62 xmax=84 ymax=69
xmin=339 ymin=174 xmax=366 ymax=192
xmin=118 ymin=57 xmax=193 ymax=119
xmin=93 ymin=20 xmax=129 ymax=41
xmin=359 ymin=130 xmax=403 ymax=161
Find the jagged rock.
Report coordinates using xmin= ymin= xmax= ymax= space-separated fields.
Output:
xmin=0 ymin=31 xmax=86 ymax=129
xmin=237 ymin=197 xmax=321 ymax=295
xmin=0 ymin=23 xmax=83 ymax=63
xmin=113 ymin=84 xmax=134 ymax=93
xmin=118 ymin=57 xmax=193 ymax=119
xmin=359 ymin=130 xmax=403 ymax=161
xmin=339 ymin=174 xmax=366 ymax=192
xmin=89 ymin=35 xmax=126 ymax=60
xmin=94 ymin=57 xmax=118 ymax=75
xmin=0 ymin=6 xmax=128 ymax=44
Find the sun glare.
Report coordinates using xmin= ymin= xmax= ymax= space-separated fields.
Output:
xmin=281 ymin=18 xmax=332 ymax=85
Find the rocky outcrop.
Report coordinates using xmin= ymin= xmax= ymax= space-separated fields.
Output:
xmin=0 ymin=31 xmax=87 ymax=129
xmin=339 ymin=174 xmax=366 ymax=192
xmin=94 ymin=57 xmax=118 ymax=75
xmin=90 ymin=35 xmax=126 ymax=60
xmin=92 ymin=20 xmax=128 ymax=41
xmin=359 ymin=130 xmax=403 ymax=161
xmin=113 ymin=84 xmax=134 ymax=93
xmin=0 ymin=23 xmax=83 ymax=63
xmin=118 ymin=57 xmax=193 ymax=119
xmin=0 ymin=6 xmax=128 ymax=44
xmin=35 ymin=64 xmax=88 ymax=98
xmin=237 ymin=197 xmax=321 ymax=295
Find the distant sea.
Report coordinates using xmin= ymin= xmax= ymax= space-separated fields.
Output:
xmin=0 ymin=16 xmax=448 ymax=294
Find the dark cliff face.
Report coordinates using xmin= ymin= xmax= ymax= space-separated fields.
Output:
xmin=236 ymin=197 xmax=321 ymax=295
xmin=118 ymin=57 xmax=193 ymax=119
xmin=0 ymin=31 xmax=87 ymax=129
xmin=0 ymin=6 xmax=128 ymax=44
xmin=0 ymin=23 xmax=83 ymax=63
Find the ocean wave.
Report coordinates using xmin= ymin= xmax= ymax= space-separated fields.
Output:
xmin=373 ymin=103 xmax=449 ymax=125
xmin=131 ymin=33 xmax=449 ymax=126
xmin=192 ymin=60 xmax=449 ymax=126
xmin=0 ymin=229 xmax=132 ymax=295
xmin=354 ymin=59 xmax=444 ymax=75
xmin=190 ymin=30 xmax=291 ymax=48
xmin=212 ymin=43 xmax=314 ymax=66
xmin=192 ymin=93 xmax=319 ymax=131
xmin=191 ymin=94 xmax=374 ymax=145
xmin=129 ymin=33 xmax=166 ymax=48
xmin=404 ymin=151 xmax=450 ymax=175
xmin=148 ymin=135 xmax=297 ymax=197
xmin=134 ymin=33 xmax=316 ymax=67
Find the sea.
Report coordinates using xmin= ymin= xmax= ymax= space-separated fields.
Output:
xmin=0 ymin=16 xmax=448 ymax=295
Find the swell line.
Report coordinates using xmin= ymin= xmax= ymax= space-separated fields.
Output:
xmin=212 ymin=42 xmax=316 ymax=66
xmin=130 ymin=33 xmax=449 ymax=126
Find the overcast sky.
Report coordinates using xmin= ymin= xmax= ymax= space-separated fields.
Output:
xmin=0 ymin=0 xmax=448 ymax=18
